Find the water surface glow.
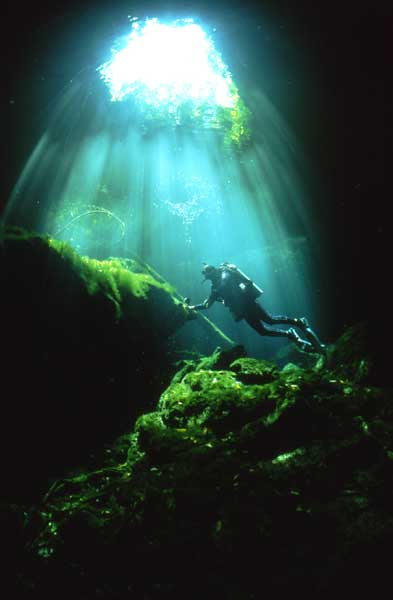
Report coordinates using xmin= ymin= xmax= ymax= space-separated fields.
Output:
xmin=98 ymin=18 xmax=234 ymax=108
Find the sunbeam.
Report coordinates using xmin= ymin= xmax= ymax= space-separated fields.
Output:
xmin=2 ymin=14 xmax=325 ymax=357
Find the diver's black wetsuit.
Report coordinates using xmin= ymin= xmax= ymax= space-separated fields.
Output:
xmin=191 ymin=264 xmax=325 ymax=353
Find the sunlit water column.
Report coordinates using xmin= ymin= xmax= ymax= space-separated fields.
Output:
xmin=2 ymin=17 xmax=325 ymax=352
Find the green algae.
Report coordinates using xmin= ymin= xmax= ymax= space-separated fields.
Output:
xmin=17 ymin=331 xmax=392 ymax=598
xmin=7 ymin=227 xmax=177 ymax=308
xmin=49 ymin=235 xmax=178 ymax=313
xmin=229 ymin=357 xmax=279 ymax=385
xmin=271 ymin=447 xmax=306 ymax=464
xmin=2 ymin=227 xmax=190 ymax=338
xmin=158 ymin=368 xmax=280 ymax=434
xmin=2 ymin=234 xmax=392 ymax=595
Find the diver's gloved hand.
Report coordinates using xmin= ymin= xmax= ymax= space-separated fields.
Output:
xmin=183 ymin=298 xmax=197 ymax=311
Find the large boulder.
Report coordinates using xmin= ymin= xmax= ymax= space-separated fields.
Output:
xmin=323 ymin=321 xmax=388 ymax=385
xmin=0 ymin=228 xmax=193 ymax=500
xmin=10 ymin=335 xmax=392 ymax=597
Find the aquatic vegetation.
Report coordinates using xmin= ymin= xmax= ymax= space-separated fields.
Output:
xmin=52 ymin=204 xmax=126 ymax=254
xmin=0 ymin=228 xmax=200 ymax=504
xmin=6 ymin=324 xmax=391 ymax=596
xmin=2 ymin=230 xmax=391 ymax=596
xmin=47 ymin=233 xmax=181 ymax=322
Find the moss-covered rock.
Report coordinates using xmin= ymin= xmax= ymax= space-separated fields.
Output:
xmin=0 ymin=228 xmax=194 ymax=501
xmin=6 ymin=321 xmax=391 ymax=598
xmin=324 ymin=321 xmax=387 ymax=385
xmin=1 ymin=232 xmax=391 ymax=596
xmin=229 ymin=356 xmax=279 ymax=384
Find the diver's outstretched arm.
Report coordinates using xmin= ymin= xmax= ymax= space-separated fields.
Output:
xmin=189 ymin=302 xmax=208 ymax=310
xmin=189 ymin=291 xmax=218 ymax=311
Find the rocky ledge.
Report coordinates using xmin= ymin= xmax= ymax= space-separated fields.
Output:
xmin=2 ymin=322 xmax=392 ymax=598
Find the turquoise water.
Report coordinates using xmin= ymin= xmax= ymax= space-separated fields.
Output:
xmin=2 ymin=9 xmax=328 ymax=358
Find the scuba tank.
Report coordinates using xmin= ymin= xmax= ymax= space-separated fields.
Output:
xmin=219 ymin=262 xmax=263 ymax=300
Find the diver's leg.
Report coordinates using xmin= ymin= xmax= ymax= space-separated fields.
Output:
xmin=245 ymin=317 xmax=312 ymax=350
xmin=254 ymin=304 xmax=299 ymax=327
xmin=245 ymin=316 xmax=289 ymax=338
xmin=245 ymin=313 xmax=313 ymax=352
xmin=301 ymin=322 xmax=325 ymax=353
xmin=286 ymin=328 xmax=314 ymax=352
xmin=288 ymin=316 xmax=326 ymax=353
xmin=255 ymin=304 xmax=325 ymax=354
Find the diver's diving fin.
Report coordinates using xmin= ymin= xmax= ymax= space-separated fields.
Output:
xmin=303 ymin=326 xmax=326 ymax=354
xmin=287 ymin=328 xmax=313 ymax=353
xmin=294 ymin=317 xmax=326 ymax=355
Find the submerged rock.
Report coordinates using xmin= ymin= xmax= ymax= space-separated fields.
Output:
xmin=324 ymin=321 xmax=386 ymax=385
xmin=8 ymin=322 xmax=392 ymax=597
xmin=0 ymin=228 xmax=195 ymax=500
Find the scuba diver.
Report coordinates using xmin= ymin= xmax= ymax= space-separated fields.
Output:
xmin=187 ymin=263 xmax=325 ymax=354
